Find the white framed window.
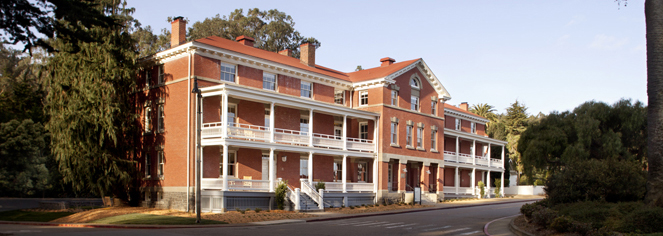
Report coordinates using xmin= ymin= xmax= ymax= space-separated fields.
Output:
xmin=390 ymin=122 xmax=398 ymax=145
xmin=357 ymin=162 xmax=368 ymax=182
xmin=359 ymin=122 xmax=368 ymax=140
xmin=144 ymin=106 xmax=151 ymax=133
xmin=431 ymin=100 xmax=437 ymax=116
xmin=391 ymin=90 xmax=398 ymax=106
xmin=220 ymin=62 xmax=236 ymax=82
xmin=334 ymin=90 xmax=344 ymax=105
xmin=417 ymin=127 xmax=424 ymax=149
xmin=157 ymin=103 xmax=164 ymax=133
xmin=406 ymin=125 xmax=413 ymax=147
xmin=455 ymin=119 xmax=461 ymax=130
xmin=157 ymin=64 xmax=165 ymax=84
xmin=300 ymin=116 xmax=309 ymax=135
xmin=410 ymin=78 xmax=420 ymax=88
xmin=220 ymin=150 xmax=237 ymax=177
xmin=431 ymin=130 xmax=437 ymax=151
xmin=264 ymin=107 xmax=271 ymax=128
xmin=411 ymin=96 xmax=420 ymax=111
xmin=263 ymin=72 xmax=276 ymax=90
xmin=300 ymin=158 xmax=308 ymax=178
xmin=157 ymin=151 xmax=164 ymax=178
xmin=359 ymin=90 xmax=368 ymax=106
xmin=227 ymin=104 xmax=237 ymax=127
xmin=145 ymin=152 xmax=152 ymax=178
xmin=301 ymin=81 xmax=312 ymax=98
xmin=471 ymin=122 xmax=477 ymax=134
xmin=334 ymin=123 xmax=342 ymax=139
xmin=333 ymin=161 xmax=342 ymax=182
xmin=145 ymin=69 xmax=151 ymax=88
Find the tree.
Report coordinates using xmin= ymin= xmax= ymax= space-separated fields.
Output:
xmin=187 ymin=8 xmax=321 ymax=58
xmin=503 ymin=100 xmax=529 ymax=182
xmin=470 ymin=103 xmax=497 ymax=125
xmin=0 ymin=119 xmax=49 ymax=196
xmin=131 ymin=25 xmax=170 ymax=58
xmin=45 ymin=0 xmax=138 ymax=198
xmin=646 ymin=0 xmax=663 ymax=206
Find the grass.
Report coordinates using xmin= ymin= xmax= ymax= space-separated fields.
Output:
xmin=89 ymin=213 xmax=227 ymax=225
xmin=0 ymin=210 xmax=75 ymax=222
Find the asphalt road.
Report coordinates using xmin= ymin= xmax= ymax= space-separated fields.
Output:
xmin=0 ymin=201 xmax=530 ymax=236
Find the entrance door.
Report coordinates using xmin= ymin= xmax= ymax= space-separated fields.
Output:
xmin=261 ymin=154 xmax=269 ymax=180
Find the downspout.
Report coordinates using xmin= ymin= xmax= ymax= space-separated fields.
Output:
xmin=186 ymin=50 xmax=192 ymax=212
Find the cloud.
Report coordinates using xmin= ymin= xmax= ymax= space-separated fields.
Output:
xmin=589 ymin=34 xmax=628 ymax=50
xmin=565 ymin=15 xmax=585 ymax=27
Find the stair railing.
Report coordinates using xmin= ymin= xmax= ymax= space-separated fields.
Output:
xmin=300 ymin=179 xmax=324 ymax=210
xmin=285 ymin=184 xmax=300 ymax=211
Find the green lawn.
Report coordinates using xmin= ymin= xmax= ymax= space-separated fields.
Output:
xmin=0 ymin=210 xmax=75 ymax=222
xmin=89 ymin=213 xmax=227 ymax=225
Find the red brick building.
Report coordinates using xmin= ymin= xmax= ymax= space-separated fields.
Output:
xmin=137 ymin=18 xmax=506 ymax=212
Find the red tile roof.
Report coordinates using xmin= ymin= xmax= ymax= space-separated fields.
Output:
xmin=193 ymin=36 xmax=421 ymax=83
xmin=444 ymin=103 xmax=486 ymax=119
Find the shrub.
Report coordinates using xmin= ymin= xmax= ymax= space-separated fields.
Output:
xmin=550 ymin=216 xmax=574 ymax=233
xmin=619 ymin=206 xmax=663 ymax=233
xmin=494 ymin=179 xmax=501 ymax=197
xmin=531 ymin=207 xmax=558 ymax=227
xmin=275 ymin=180 xmax=289 ymax=210
xmin=545 ymin=159 xmax=646 ymax=205
xmin=349 ymin=206 xmax=354 ymax=209
xmin=554 ymin=201 xmax=614 ymax=229
xmin=533 ymin=179 xmax=544 ymax=186
xmin=478 ymin=181 xmax=485 ymax=198
xmin=315 ymin=182 xmax=325 ymax=192
xmin=255 ymin=208 xmax=262 ymax=213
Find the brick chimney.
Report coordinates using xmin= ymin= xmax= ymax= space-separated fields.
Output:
xmin=459 ymin=102 xmax=469 ymax=111
xmin=171 ymin=16 xmax=186 ymax=48
xmin=279 ymin=49 xmax=292 ymax=57
xmin=236 ymin=35 xmax=255 ymax=47
xmin=300 ymin=43 xmax=316 ymax=67
xmin=380 ymin=57 xmax=395 ymax=67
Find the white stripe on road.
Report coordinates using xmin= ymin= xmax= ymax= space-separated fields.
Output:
xmin=352 ymin=221 xmax=390 ymax=226
xmin=421 ymin=225 xmax=451 ymax=232
xmin=369 ymin=222 xmax=406 ymax=227
xmin=335 ymin=221 xmax=374 ymax=225
xmin=431 ymin=227 xmax=470 ymax=234
xmin=459 ymin=230 xmax=481 ymax=235
xmin=385 ymin=223 xmax=419 ymax=229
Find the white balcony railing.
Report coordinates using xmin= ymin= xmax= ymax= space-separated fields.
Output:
xmin=202 ymin=122 xmax=374 ymax=152
xmin=202 ymin=178 xmax=270 ymax=191
xmin=323 ymin=182 xmax=374 ymax=192
xmin=490 ymin=158 xmax=503 ymax=167
xmin=457 ymin=187 xmax=474 ymax=195
xmin=476 ymin=157 xmax=489 ymax=166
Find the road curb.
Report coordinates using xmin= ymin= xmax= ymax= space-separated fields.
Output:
xmin=509 ymin=215 xmax=535 ymax=236
xmin=0 ymin=198 xmax=539 ymax=229
xmin=483 ymin=214 xmax=520 ymax=236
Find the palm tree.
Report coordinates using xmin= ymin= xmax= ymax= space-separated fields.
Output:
xmin=646 ymin=0 xmax=663 ymax=206
xmin=470 ymin=103 xmax=497 ymax=125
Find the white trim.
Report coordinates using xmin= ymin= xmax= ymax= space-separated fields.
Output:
xmin=445 ymin=110 xmax=490 ymax=124
xmin=444 ymin=128 xmax=508 ymax=145
xmin=202 ymin=138 xmax=376 ymax=159
xmin=359 ymin=90 xmax=368 ymax=106
xmin=300 ymin=81 xmax=312 ymax=99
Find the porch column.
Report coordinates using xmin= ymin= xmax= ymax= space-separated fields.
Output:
xmin=342 ymin=115 xmax=347 ymax=150
xmin=487 ymin=171 xmax=491 ymax=198
xmin=422 ymin=163 xmax=430 ymax=191
xmin=399 ymin=159 xmax=407 ymax=192
xmin=501 ymin=145 xmax=505 ymax=169
xmin=269 ymin=102 xmax=275 ymax=143
xmin=455 ymin=136 xmax=459 ymax=162
xmin=437 ymin=165 xmax=443 ymax=194
xmin=500 ymin=171 xmax=505 ymax=197
xmin=308 ymin=152 xmax=313 ymax=184
xmin=487 ymin=143 xmax=492 ymax=168
xmin=373 ymin=158 xmax=379 ymax=193
xmin=472 ymin=140 xmax=476 ymax=165
xmin=269 ymin=148 xmax=275 ymax=192
xmin=221 ymin=93 xmax=228 ymax=138
xmin=454 ymin=167 xmax=459 ymax=194
xmin=309 ymin=109 xmax=314 ymax=147
xmin=342 ymin=155 xmax=347 ymax=193
xmin=373 ymin=117 xmax=379 ymax=153
xmin=471 ymin=168 xmax=476 ymax=196
xmin=222 ymin=144 xmax=229 ymax=191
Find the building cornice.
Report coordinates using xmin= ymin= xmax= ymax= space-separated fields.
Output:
xmin=444 ymin=109 xmax=490 ymax=123
xmin=443 ymin=128 xmax=508 ymax=145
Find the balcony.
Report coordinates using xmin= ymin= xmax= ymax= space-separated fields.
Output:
xmin=202 ymin=122 xmax=375 ymax=153
xmin=323 ymin=182 xmax=374 ymax=193
xmin=202 ymin=178 xmax=270 ymax=192
xmin=443 ymin=151 xmax=504 ymax=168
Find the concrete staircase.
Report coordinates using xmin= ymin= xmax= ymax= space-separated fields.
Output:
xmin=422 ymin=193 xmax=439 ymax=204
xmin=298 ymin=193 xmax=322 ymax=212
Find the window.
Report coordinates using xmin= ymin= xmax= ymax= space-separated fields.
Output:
xmin=219 ymin=150 xmax=237 ymax=177
xmin=227 ymin=104 xmax=236 ymax=127
xmin=455 ymin=119 xmax=461 ymax=130
xmin=157 ymin=65 xmax=164 ymax=84
xmin=471 ymin=122 xmax=477 ymax=134
xmin=333 ymin=161 xmax=342 ymax=182
xmin=359 ymin=91 xmax=368 ymax=106
xmin=406 ymin=125 xmax=413 ymax=147
xmin=144 ymin=106 xmax=151 ymax=133
xmin=264 ymin=108 xmax=271 ymax=128
xmin=157 ymin=151 xmax=164 ymax=178
xmin=411 ymin=96 xmax=419 ymax=111
xmin=220 ymin=62 xmax=236 ymax=82
xmin=357 ymin=162 xmax=367 ymax=182
xmin=334 ymin=123 xmax=342 ymax=139
xmin=390 ymin=122 xmax=398 ymax=145
xmin=417 ymin=127 xmax=424 ymax=149
xmin=157 ymin=104 xmax=164 ymax=132
xmin=263 ymin=72 xmax=276 ymax=90
xmin=359 ymin=122 xmax=369 ymax=140
xmin=300 ymin=158 xmax=308 ymax=178
xmin=431 ymin=101 xmax=437 ymax=115
xmin=145 ymin=153 xmax=152 ymax=178
xmin=145 ymin=69 xmax=151 ymax=88
xmin=334 ymin=90 xmax=344 ymax=105
xmin=301 ymin=81 xmax=312 ymax=98
xmin=300 ymin=116 xmax=309 ymax=135
xmin=391 ymin=90 xmax=398 ymax=106
xmin=431 ymin=130 xmax=437 ymax=151
xmin=410 ymin=78 xmax=420 ymax=88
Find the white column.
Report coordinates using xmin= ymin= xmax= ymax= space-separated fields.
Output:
xmin=472 ymin=140 xmax=476 ymax=165
xmin=221 ymin=93 xmax=228 ymax=138
xmin=471 ymin=168 xmax=476 ymax=196
xmin=342 ymin=115 xmax=347 ymax=150
xmin=309 ymin=109 xmax=314 ymax=147
xmin=455 ymin=137 xmax=459 ymax=162
xmin=222 ymin=144 xmax=229 ymax=191
xmin=269 ymin=148 xmax=275 ymax=192
xmin=308 ymin=152 xmax=313 ymax=184
xmin=487 ymin=143 xmax=492 ymax=168
xmin=501 ymin=145 xmax=505 ymax=169
xmin=342 ymin=155 xmax=347 ymax=193
xmin=270 ymin=102 xmax=275 ymax=143
xmin=487 ymin=171 xmax=491 ymax=198
xmin=455 ymin=167 xmax=459 ymax=194
xmin=500 ymin=171 xmax=505 ymax=197
xmin=373 ymin=117 xmax=379 ymax=153
xmin=373 ymin=158 xmax=378 ymax=193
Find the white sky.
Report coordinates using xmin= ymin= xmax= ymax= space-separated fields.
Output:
xmin=126 ymin=0 xmax=646 ymax=115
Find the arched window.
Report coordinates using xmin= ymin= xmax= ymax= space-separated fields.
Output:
xmin=410 ymin=78 xmax=420 ymax=88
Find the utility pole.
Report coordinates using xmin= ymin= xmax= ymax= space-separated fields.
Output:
xmin=191 ymin=77 xmax=202 ymax=223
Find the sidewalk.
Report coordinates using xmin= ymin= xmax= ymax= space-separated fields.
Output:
xmin=484 ymin=214 xmax=518 ymax=236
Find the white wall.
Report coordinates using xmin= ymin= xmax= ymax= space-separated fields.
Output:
xmin=504 ymin=185 xmax=545 ymax=196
